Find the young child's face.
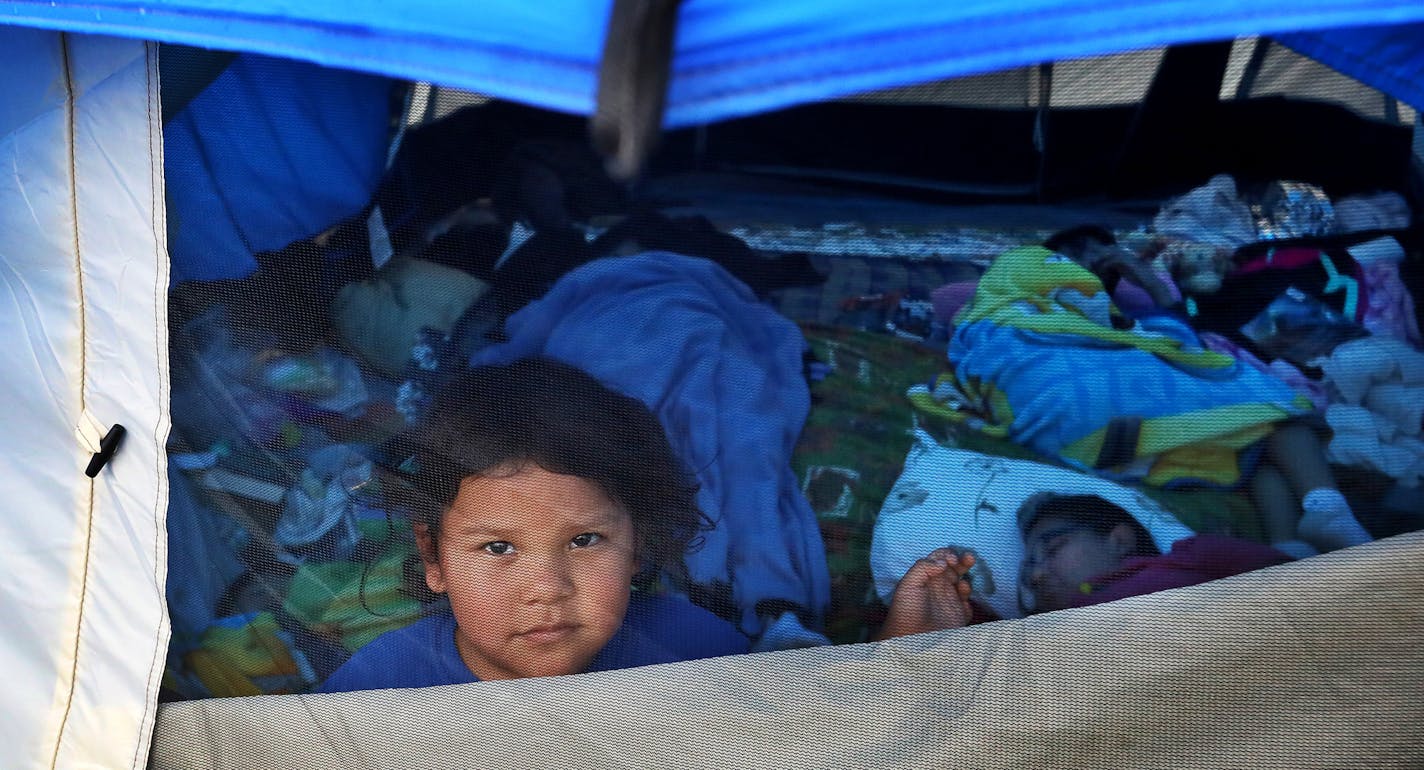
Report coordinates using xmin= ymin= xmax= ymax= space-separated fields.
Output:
xmin=1022 ymin=516 xmax=1130 ymax=612
xmin=420 ymin=465 xmax=639 ymax=681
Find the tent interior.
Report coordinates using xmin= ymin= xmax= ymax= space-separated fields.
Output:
xmin=3 ymin=8 xmax=1424 ymax=766
xmin=156 ymin=34 xmax=1424 ymax=702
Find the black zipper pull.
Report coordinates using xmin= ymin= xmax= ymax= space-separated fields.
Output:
xmin=84 ymin=424 xmax=127 ymax=478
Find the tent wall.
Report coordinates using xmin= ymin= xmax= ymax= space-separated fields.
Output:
xmin=5 ymin=2 xmax=1424 ymax=127
xmin=648 ymin=96 xmax=1416 ymax=201
xmin=149 ymin=532 xmax=1424 ymax=769
xmin=0 ymin=29 xmax=168 ymax=770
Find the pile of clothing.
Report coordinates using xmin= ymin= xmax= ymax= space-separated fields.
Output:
xmin=1315 ymin=337 xmax=1424 ymax=485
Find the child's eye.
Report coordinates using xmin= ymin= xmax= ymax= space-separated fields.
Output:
xmin=482 ymin=541 xmax=516 ymax=556
xmin=570 ymin=532 xmax=602 ymax=549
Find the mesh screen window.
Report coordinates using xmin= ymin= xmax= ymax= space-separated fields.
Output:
xmin=159 ymin=41 xmax=1424 ymax=704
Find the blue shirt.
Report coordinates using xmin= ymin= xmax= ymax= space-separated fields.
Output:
xmin=318 ymin=595 xmax=749 ymax=692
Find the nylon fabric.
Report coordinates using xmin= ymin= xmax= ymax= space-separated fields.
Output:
xmin=1277 ymin=24 xmax=1424 ymax=110
xmin=0 ymin=25 xmax=90 ymax=770
xmin=4 ymin=1 xmax=1424 ymax=126
xmin=149 ymin=532 xmax=1424 ymax=769
xmin=50 ymin=35 xmax=170 ymax=770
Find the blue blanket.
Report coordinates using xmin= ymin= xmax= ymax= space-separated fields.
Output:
xmin=165 ymin=53 xmax=389 ymax=284
xmin=472 ymin=253 xmax=830 ymax=636
xmin=939 ymin=247 xmax=1308 ymax=487
xmin=949 ymin=317 xmax=1304 ymax=466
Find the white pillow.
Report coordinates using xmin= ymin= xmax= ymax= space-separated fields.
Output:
xmin=331 ymin=258 xmax=488 ymax=377
xmin=871 ymin=430 xmax=1194 ymax=620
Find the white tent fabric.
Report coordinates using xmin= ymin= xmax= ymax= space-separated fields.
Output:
xmin=150 ymin=532 xmax=1424 ymax=769
xmin=0 ymin=29 xmax=168 ymax=770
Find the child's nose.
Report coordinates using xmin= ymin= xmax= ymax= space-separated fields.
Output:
xmin=524 ymin=553 xmax=576 ymax=603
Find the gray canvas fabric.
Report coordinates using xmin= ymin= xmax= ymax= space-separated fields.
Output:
xmin=150 ymin=531 xmax=1424 ymax=769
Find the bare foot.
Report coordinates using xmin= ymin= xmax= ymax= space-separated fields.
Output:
xmin=875 ymin=548 xmax=975 ymax=641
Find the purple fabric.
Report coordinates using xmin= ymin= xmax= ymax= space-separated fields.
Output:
xmin=1070 ymin=534 xmax=1292 ymax=608
xmin=1361 ymin=260 xmax=1423 ymax=346
xmin=1200 ymin=332 xmax=1330 ymax=409
xmin=931 ymin=280 xmax=979 ymax=324
xmin=1111 ymin=267 xmax=1181 ymax=317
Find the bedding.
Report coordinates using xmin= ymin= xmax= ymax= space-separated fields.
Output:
xmin=870 ymin=432 xmax=1196 ymax=621
xmin=925 ymin=246 xmax=1312 ymax=487
xmin=159 ymin=152 xmax=1419 ymax=696
xmin=791 ymin=324 xmax=947 ymax=641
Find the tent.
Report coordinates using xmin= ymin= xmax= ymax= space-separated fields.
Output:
xmin=1 ymin=2 xmax=1422 ymax=768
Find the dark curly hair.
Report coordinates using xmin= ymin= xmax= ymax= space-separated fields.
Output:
xmin=1021 ymin=494 xmax=1160 ymax=559
xmin=386 ymin=357 xmax=707 ymax=584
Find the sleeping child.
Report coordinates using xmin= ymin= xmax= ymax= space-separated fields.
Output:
xmin=320 ymin=358 xmax=971 ymax=691
xmin=1017 ymin=493 xmax=1293 ymax=614
xmin=928 ymin=245 xmax=1373 ymax=558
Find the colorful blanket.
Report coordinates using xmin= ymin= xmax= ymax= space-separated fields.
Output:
xmin=794 ymin=323 xmax=1265 ymax=642
xmin=792 ymin=324 xmax=947 ymax=642
xmin=921 ymin=246 xmax=1312 ymax=487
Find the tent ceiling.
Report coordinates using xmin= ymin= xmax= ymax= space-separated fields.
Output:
xmin=1 ymin=1 xmax=1424 ymax=126
xmin=1276 ymin=25 xmax=1424 ymax=114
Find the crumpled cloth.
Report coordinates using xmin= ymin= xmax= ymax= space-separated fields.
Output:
xmin=1324 ymin=404 xmax=1424 ymax=484
xmin=1334 ymin=192 xmax=1411 ymax=233
xmin=1153 ymin=174 xmax=1257 ymax=248
xmin=1359 ymin=259 xmax=1423 ymax=347
xmin=1201 ymin=332 xmax=1329 ymax=409
xmin=1312 ymin=336 xmax=1424 ymax=405
xmin=1313 ymin=336 xmax=1424 ymax=483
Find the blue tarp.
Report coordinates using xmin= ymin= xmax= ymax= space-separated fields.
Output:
xmin=3 ymin=1 xmax=1424 ymax=126
xmin=1277 ymin=23 xmax=1424 ymax=114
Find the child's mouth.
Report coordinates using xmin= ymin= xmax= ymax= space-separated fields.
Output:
xmin=517 ymin=624 xmax=578 ymax=644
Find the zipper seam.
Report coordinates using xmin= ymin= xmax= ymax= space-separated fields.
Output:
xmin=49 ymin=30 xmax=100 ymax=770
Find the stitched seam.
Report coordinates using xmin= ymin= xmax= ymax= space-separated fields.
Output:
xmin=50 ymin=32 xmax=99 ymax=770
xmin=132 ymin=40 xmax=172 ymax=770
xmin=66 ymin=40 xmax=89 ymax=408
